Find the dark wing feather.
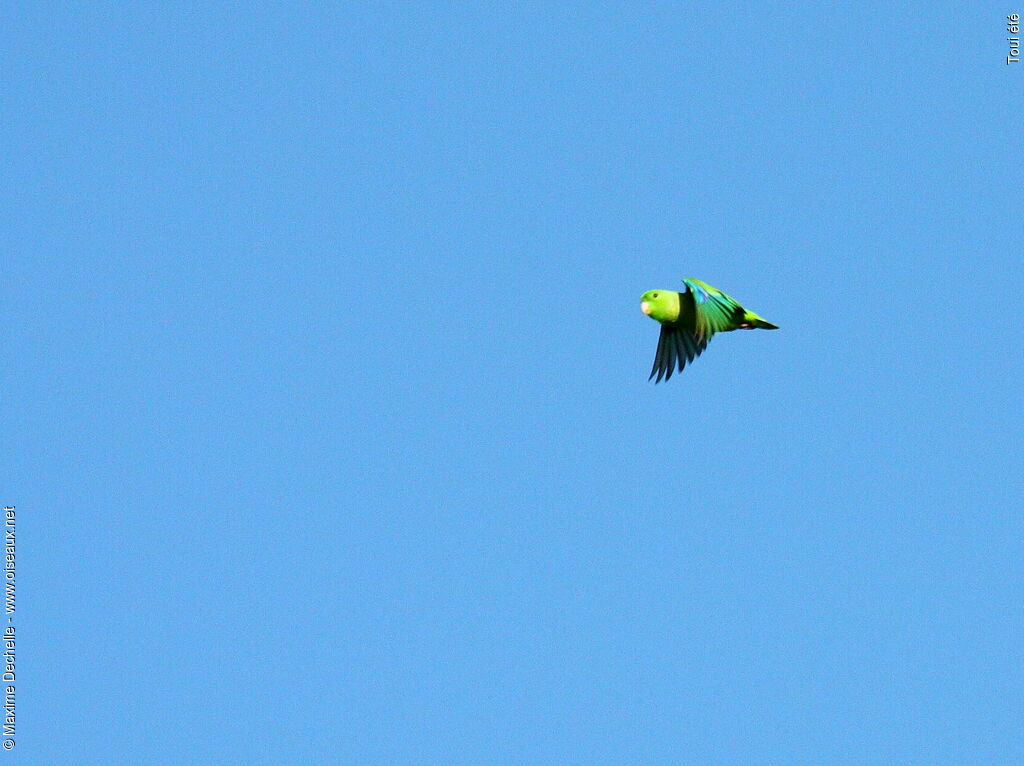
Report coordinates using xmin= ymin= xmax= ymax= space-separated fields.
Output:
xmin=649 ymin=324 xmax=709 ymax=382
xmin=677 ymin=324 xmax=709 ymax=364
xmin=649 ymin=324 xmax=675 ymax=382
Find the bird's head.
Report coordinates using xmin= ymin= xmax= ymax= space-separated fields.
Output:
xmin=640 ymin=290 xmax=678 ymax=323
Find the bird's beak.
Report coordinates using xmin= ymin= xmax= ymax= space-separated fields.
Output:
xmin=640 ymin=301 xmax=651 ymax=316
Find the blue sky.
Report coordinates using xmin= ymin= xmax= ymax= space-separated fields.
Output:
xmin=6 ymin=3 xmax=1022 ymax=764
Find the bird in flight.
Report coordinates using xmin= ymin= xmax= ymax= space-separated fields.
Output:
xmin=640 ymin=278 xmax=778 ymax=382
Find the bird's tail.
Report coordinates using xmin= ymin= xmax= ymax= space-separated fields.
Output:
xmin=743 ymin=312 xmax=779 ymax=330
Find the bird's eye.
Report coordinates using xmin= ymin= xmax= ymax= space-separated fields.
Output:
xmin=652 ymin=293 xmax=659 ymax=298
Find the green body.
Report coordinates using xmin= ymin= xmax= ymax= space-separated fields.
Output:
xmin=640 ymin=278 xmax=778 ymax=382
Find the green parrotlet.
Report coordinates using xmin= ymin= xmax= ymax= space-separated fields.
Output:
xmin=640 ymin=278 xmax=778 ymax=382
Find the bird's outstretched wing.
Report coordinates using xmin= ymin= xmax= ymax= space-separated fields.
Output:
xmin=682 ymin=278 xmax=743 ymax=340
xmin=648 ymin=323 xmax=708 ymax=383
